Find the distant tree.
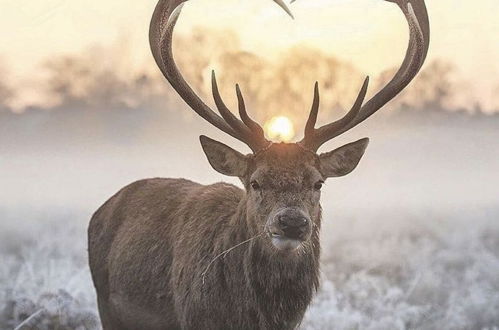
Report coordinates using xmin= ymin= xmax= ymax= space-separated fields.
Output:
xmin=42 ymin=50 xmax=171 ymax=110
xmin=212 ymin=46 xmax=363 ymax=125
xmin=215 ymin=50 xmax=268 ymax=118
xmin=493 ymin=84 xmax=499 ymax=113
xmin=31 ymin=33 xmax=485 ymax=122
xmin=269 ymin=47 xmax=363 ymax=124
xmin=43 ymin=55 xmax=96 ymax=108
xmin=410 ymin=60 xmax=456 ymax=111
xmin=0 ymin=63 xmax=14 ymax=112
xmin=175 ymin=27 xmax=240 ymax=100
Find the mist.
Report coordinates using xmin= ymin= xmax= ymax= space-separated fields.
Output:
xmin=1 ymin=31 xmax=499 ymax=329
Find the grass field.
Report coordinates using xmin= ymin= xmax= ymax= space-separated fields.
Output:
xmin=1 ymin=205 xmax=498 ymax=329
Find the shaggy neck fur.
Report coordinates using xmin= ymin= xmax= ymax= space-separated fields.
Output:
xmin=213 ymin=194 xmax=322 ymax=329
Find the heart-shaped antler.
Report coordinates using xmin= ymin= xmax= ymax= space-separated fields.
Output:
xmin=150 ymin=0 xmax=430 ymax=153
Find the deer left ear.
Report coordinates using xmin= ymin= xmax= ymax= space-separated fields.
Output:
xmin=319 ymin=138 xmax=369 ymax=178
xmin=200 ymin=135 xmax=248 ymax=177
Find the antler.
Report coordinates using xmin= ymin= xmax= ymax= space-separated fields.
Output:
xmin=150 ymin=0 xmax=292 ymax=152
xmin=300 ymin=0 xmax=430 ymax=152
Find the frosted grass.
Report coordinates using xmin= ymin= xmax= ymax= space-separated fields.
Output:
xmin=1 ymin=209 xmax=498 ymax=329
xmin=303 ymin=210 xmax=499 ymax=329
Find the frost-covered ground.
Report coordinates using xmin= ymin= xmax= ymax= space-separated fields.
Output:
xmin=0 ymin=211 xmax=99 ymax=330
xmin=1 ymin=206 xmax=498 ymax=330
xmin=304 ymin=207 xmax=499 ymax=330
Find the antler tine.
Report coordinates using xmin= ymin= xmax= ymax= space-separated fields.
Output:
xmin=273 ymin=0 xmax=295 ymax=19
xmin=301 ymin=78 xmax=369 ymax=151
xmin=301 ymin=0 xmax=430 ymax=151
xmin=236 ymin=84 xmax=266 ymax=137
xmin=149 ymin=0 xmax=270 ymax=152
xmin=303 ymin=82 xmax=320 ymax=141
xmin=211 ymin=72 xmax=252 ymax=135
xmin=211 ymin=72 xmax=268 ymax=151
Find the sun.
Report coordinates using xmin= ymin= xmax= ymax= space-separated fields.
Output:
xmin=264 ymin=116 xmax=295 ymax=142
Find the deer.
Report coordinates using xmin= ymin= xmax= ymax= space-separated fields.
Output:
xmin=88 ymin=0 xmax=430 ymax=329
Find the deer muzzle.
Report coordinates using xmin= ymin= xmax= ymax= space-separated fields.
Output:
xmin=267 ymin=208 xmax=312 ymax=251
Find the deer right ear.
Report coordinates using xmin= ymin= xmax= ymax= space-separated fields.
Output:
xmin=200 ymin=135 xmax=248 ymax=177
xmin=319 ymin=138 xmax=369 ymax=178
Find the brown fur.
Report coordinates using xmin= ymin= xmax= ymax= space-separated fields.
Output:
xmin=88 ymin=141 xmax=368 ymax=329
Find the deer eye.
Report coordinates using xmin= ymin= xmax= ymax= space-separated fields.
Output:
xmin=250 ymin=181 xmax=261 ymax=190
xmin=314 ymin=181 xmax=324 ymax=191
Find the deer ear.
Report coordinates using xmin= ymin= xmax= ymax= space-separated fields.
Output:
xmin=319 ymin=138 xmax=369 ymax=178
xmin=200 ymin=135 xmax=248 ymax=177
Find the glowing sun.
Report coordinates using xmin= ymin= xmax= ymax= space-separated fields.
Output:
xmin=264 ymin=116 xmax=295 ymax=142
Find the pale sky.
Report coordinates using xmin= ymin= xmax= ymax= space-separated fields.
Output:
xmin=1 ymin=0 xmax=498 ymax=109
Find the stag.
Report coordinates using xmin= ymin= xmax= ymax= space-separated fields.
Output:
xmin=88 ymin=0 xmax=430 ymax=329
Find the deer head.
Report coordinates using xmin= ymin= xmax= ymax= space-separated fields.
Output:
xmin=150 ymin=0 xmax=430 ymax=252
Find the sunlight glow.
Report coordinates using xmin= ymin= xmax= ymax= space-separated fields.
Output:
xmin=264 ymin=116 xmax=295 ymax=142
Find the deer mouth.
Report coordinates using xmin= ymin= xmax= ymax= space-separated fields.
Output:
xmin=269 ymin=233 xmax=303 ymax=251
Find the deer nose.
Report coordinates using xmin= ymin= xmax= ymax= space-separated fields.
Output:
xmin=275 ymin=210 xmax=310 ymax=240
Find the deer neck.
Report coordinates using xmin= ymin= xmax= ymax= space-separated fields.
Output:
xmin=227 ymin=198 xmax=320 ymax=329
xmin=228 ymin=196 xmax=321 ymax=323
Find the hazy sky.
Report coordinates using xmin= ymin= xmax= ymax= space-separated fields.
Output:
xmin=1 ymin=0 xmax=498 ymax=109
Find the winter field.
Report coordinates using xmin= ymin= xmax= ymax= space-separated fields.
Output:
xmin=1 ymin=205 xmax=499 ymax=329
xmin=1 ymin=108 xmax=499 ymax=329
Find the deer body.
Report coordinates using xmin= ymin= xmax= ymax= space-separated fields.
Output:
xmin=89 ymin=0 xmax=429 ymax=328
xmin=89 ymin=177 xmax=320 ymax=330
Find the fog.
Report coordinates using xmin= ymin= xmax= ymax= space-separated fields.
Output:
xmin=1 ymin=36 xmax=499 ymax=329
